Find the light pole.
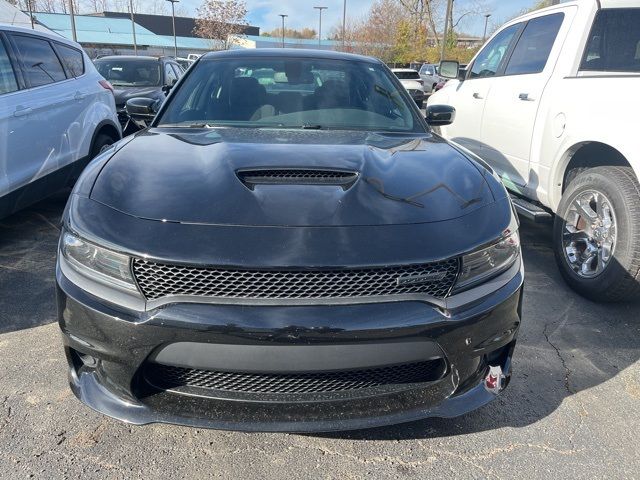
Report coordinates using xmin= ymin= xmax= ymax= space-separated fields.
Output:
xmin=342 ymin=0 xmax=347 ymax=49
xmin=279 ymin=14 xmax=288 ymax=48
xmin=26 ymin=0 xmax=34 ymax=29
xmin=440 ymin=0 xmax=452 ymax=61
xmin=166 ymin=0 xmax=179 ymax=58
xmin=129 ymin=0 xmax=137 ymax=55
xmin=314 ymin=6 xmax=327 ymax=47
xmin=482 ymin=13 xmax=491 ymax=42
xmin=69 ymin=0 xmax=77 ymax=41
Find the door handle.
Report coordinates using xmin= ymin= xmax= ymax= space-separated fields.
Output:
xmin=472 ymin=92 xmax=483 ymax=99
xmin=74 ymin=91 xmax=86 ymax=101
xmin=13 ymin=106 xmax=32 ymax=117
xmin=519 ymin=93 xmax=535 ymax=101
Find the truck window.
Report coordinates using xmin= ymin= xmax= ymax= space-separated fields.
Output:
xmin=505 ymin=13 xmax=564 ymax=76
xmin=469 ymin=23 xmax=521 ymax=79
xmin=580 ymin=8 xmax=640 ymax=73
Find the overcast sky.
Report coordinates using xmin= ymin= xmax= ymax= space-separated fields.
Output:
xmin=177 ymin=0 xmax=540 ymax=37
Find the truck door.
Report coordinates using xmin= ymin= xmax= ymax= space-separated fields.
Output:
xmin=438 ymin=23 xmax=522 ymax=158
xmin=480 ymin=11 xmax=568 ymax=189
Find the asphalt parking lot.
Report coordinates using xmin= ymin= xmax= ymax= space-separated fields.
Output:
xmin=0 ymin=193 xmax=638 ymax=479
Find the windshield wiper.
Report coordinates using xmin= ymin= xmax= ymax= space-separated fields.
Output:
xmin=300 ymin=124 xmax=325 ymax=130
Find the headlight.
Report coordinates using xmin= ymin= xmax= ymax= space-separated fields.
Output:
xmin=61 ymin=231 xmax=137 ymax=291
xmin=453 ymin=229 xmax=520 ymax=293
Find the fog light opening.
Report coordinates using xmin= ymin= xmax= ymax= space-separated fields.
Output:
xmin=78 ymin=353 xmax=99 ymax=369
xmin=484 ymin=365 xmax=506 ymax=394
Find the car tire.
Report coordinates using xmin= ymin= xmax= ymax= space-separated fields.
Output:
xmin=416 ymin=100 xmax=424 ymax=109
xmin=91 ymin=133 xmax=116 ymax=158
xmin=553 ymin=166 xmax=640 ymax=302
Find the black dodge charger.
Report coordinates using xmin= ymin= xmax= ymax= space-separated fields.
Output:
xmin=56 ymin=49 xmax=523 ymax=432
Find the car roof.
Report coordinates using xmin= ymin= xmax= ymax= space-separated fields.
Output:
xmin=201 ymin=48 xmax=381 ymax=64
xmin=94 ymin=55 xmax=163 ymax=62
xmin=0 ymin=22 xmax=83 ymax=50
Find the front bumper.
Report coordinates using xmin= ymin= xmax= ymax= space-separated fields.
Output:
xmin=56 ymin=258 xmax=523 ymax=432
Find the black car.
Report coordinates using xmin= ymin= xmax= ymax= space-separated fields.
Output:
xmin=94 ymin=55 xmax=184 ymax=134
xmin=56 ymin=49 xmax=523 ymax=432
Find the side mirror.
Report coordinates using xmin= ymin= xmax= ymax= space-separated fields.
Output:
xmin=426 ymin=104 xmax=456 ymax=126
xmin=125 ymin=97 xmax=158 ymax=121
xmin=439 ymin=60 xmax=460 ymax=79
xmin=162 ymin=78 xmax=177 ymax=94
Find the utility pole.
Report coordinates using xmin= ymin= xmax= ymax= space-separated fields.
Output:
xmin=314 ymin=6 xmax=327 ymax=47
xmin=166 ymin=0 xmax=179 ymax=58
xmin=26 ymin=0 xmax=34 ymax=29
xmin=69 ymin=0 xmax=77 ymax=42
xmin=482 ymin=13 xmax=491 ymax=42
xmin=129 ymin=0 xmax=138 ymax=55
xmin=440 ymin=0 xmax=453 ymax=61
xmin=342 ymin=0 xmax=347 ymax=49
xmin=279 ymin=14 xmax=288 ymax=48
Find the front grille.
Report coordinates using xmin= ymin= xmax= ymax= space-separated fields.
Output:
xmin=144 ymin=360 xmax=445 ymax=395
xmin=132 ymin=258 xmax=460 ymax=301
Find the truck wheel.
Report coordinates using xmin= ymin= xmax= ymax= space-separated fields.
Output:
xmin=553 ymin=166 xmax=640 ymax=302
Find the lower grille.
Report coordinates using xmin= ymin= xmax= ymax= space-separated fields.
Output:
xmin=132 ymin=258 xmax=460 ymax=301
xmin=144 ymin=360 xmax=446 ymax=395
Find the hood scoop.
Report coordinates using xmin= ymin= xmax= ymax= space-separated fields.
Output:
xmin=237 ymin=168 xmax=359 ymax=190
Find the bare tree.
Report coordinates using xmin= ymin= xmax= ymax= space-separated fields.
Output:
xmin=194 ymin=0 xmax=248 ymax=50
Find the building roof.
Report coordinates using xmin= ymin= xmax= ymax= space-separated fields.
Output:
xmin=30 ymin=12 xmax=218 ymax=50
xmin=100 ymin=11 xmax=259 ymax=38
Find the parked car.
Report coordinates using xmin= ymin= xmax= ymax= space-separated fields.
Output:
xmin=0 ymin=24 xmax=121 ymax=219
xmin=391 ymin=68 xmax=426 ymax=107
xmin=93 ymin=55 xmax=185 ymax=134
xmin=418 ymin=63 xmax=441 ymax=92
xmin=429 ymin=0 xmax=640 ymax=302
xmin=175 ymin=57 xmax=194 ymax=70
xmin=56 ymin=49 xmax=523 ymax=432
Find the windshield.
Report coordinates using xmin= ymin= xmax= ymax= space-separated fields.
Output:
xmin=156 ymin=57 xmax=421 ymax=132
xmin=94 ymin=59 xmax=161 ymax=87
xmin=394 ymin=70 xmax=420 ymax=80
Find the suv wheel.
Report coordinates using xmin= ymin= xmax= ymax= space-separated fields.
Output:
xmin=553 ymin=166 xmax=640 ymax=302
xmin=91 ymin=133 xmax=116 ymax=158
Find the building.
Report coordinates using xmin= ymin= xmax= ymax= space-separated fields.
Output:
xmin=18 ymin=11 xmax=260 ymax=58
xmin=100 ymin=11 xmax=259 ymax=38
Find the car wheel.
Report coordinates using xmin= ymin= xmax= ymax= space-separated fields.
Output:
xmin=553 ymin=166 xmax=640 ymax=302
xmin=91 ymin=133 xmax=116 ymax=158
xmin=416 ymin=100 xmax=424 ymax=109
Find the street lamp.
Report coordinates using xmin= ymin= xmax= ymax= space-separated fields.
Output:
xmin=482 ymin=13 xmax=491 ymax=42
xmin=279 ymin=14 xmax=288 ymax=48
xmin=130 ymin=0 xmax=138 ymax=55
xmin=166 ymin=0 xmax=180 ymax=58
xmin=342 ymin=0 xmax=347 ymax=49
xmin=314 ymin=6 xmax=327 ymax=47
xmin=69 ymin=0 xmax=77 ymax=41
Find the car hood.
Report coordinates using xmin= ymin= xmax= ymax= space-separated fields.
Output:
xmin=112 ymin=86 xmax=162 ymax=109
xmin=90 ymin=128 xmax=495 ymax=227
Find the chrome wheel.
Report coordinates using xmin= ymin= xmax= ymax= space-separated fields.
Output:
xmin=562 ymin=190 xmax=617 ymax=278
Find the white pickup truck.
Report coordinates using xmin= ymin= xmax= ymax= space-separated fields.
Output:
xmin=429 ymin=0 xmax=640 ymax=302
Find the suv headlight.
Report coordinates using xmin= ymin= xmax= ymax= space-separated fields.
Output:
xmin=453 ymin=229 xmax=520 ymax=293
xmin=61 ymin=231 xmax=138 ymax=292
